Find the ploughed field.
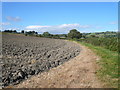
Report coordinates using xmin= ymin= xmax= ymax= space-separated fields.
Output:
xmin=2 ymin=34 xmax=80 ymax=87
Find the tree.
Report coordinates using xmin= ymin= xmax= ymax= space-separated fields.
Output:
xmin=21 ymin=30 xmax=24 ymax=34
xmin=68 ymin=29 xmax=82 ymax=39
xmin=13 ymin=30 xmax=17 ymax=33
xmin=43 ymin=32 xmax=51 ymax=37
xmin=25 ymin=31 xmax=38 ymax=35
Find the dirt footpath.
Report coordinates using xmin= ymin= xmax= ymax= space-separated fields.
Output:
xmin=14 ymin=41 xmax=102 ymax=88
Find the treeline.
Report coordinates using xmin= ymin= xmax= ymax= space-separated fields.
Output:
xmin=2 ymin=29 xmax=118 ymax=52
xmin=2 ymin=29 xmax=82 ymax=39
xmin=2 ymin=30 xmax=68 ymax=39
xmin=3 ymin=30 xmax=17 ymax=33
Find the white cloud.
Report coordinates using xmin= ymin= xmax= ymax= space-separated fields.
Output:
xmin=6 ymin=16 xmax=21 ymax=22
xmin=4 ymin=28 xmax=20 ymax=30
xmin=25 ymin=23 xmax=91 ymax=34
xmin=0 ymin=22 xmax=11 ymax=30
xmin=0 ymin=22 xmax=11 ymax=25
xmin=109 ymin=21 xmax=117 ymax=25
xmin=108 ymin=29 xmax=118 ymax=32
xmin=26 ymin=25 xmax=50 ymax=29
xmin=58 ymin=24 xmax=79 ymax=28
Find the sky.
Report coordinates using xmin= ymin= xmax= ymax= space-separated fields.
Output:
xmin=2 ymin=2 xmax=118 ymax=34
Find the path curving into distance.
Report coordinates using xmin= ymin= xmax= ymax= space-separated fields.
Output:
xmin=2 ymin=33 xmax=81 ymax=87
xmin=15 ymin=41 xmax=102 ymax=88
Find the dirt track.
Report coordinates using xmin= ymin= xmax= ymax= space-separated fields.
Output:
xmin=14 ymin=41 xmax=102 ymax=88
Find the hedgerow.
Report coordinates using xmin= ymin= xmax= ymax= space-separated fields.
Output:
xmin=78 ymin=37 xmax=119 ymax=52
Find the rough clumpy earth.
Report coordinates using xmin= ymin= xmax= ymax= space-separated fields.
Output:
xmin=2 ymin=33 xmax=80 ymax=87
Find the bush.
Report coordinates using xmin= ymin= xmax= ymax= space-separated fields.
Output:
xmin=79 ymin=37 xmax=118 ymax=52
xmin=52 ymin=35 xmax=60 ymax=39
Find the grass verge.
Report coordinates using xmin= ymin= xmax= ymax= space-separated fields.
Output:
xmin=71 ymin=40 xmax=118 ymax=88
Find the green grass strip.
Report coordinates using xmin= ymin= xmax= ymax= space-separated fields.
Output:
xmin=71 ymin=40 xmax=118 ymax=88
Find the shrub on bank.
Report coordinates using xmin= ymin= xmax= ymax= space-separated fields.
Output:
xmin=78 ymin=37 xmax=118 ymax=52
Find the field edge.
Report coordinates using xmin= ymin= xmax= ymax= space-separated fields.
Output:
xmin=69 ymin=40 xmax=118 ymax=88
